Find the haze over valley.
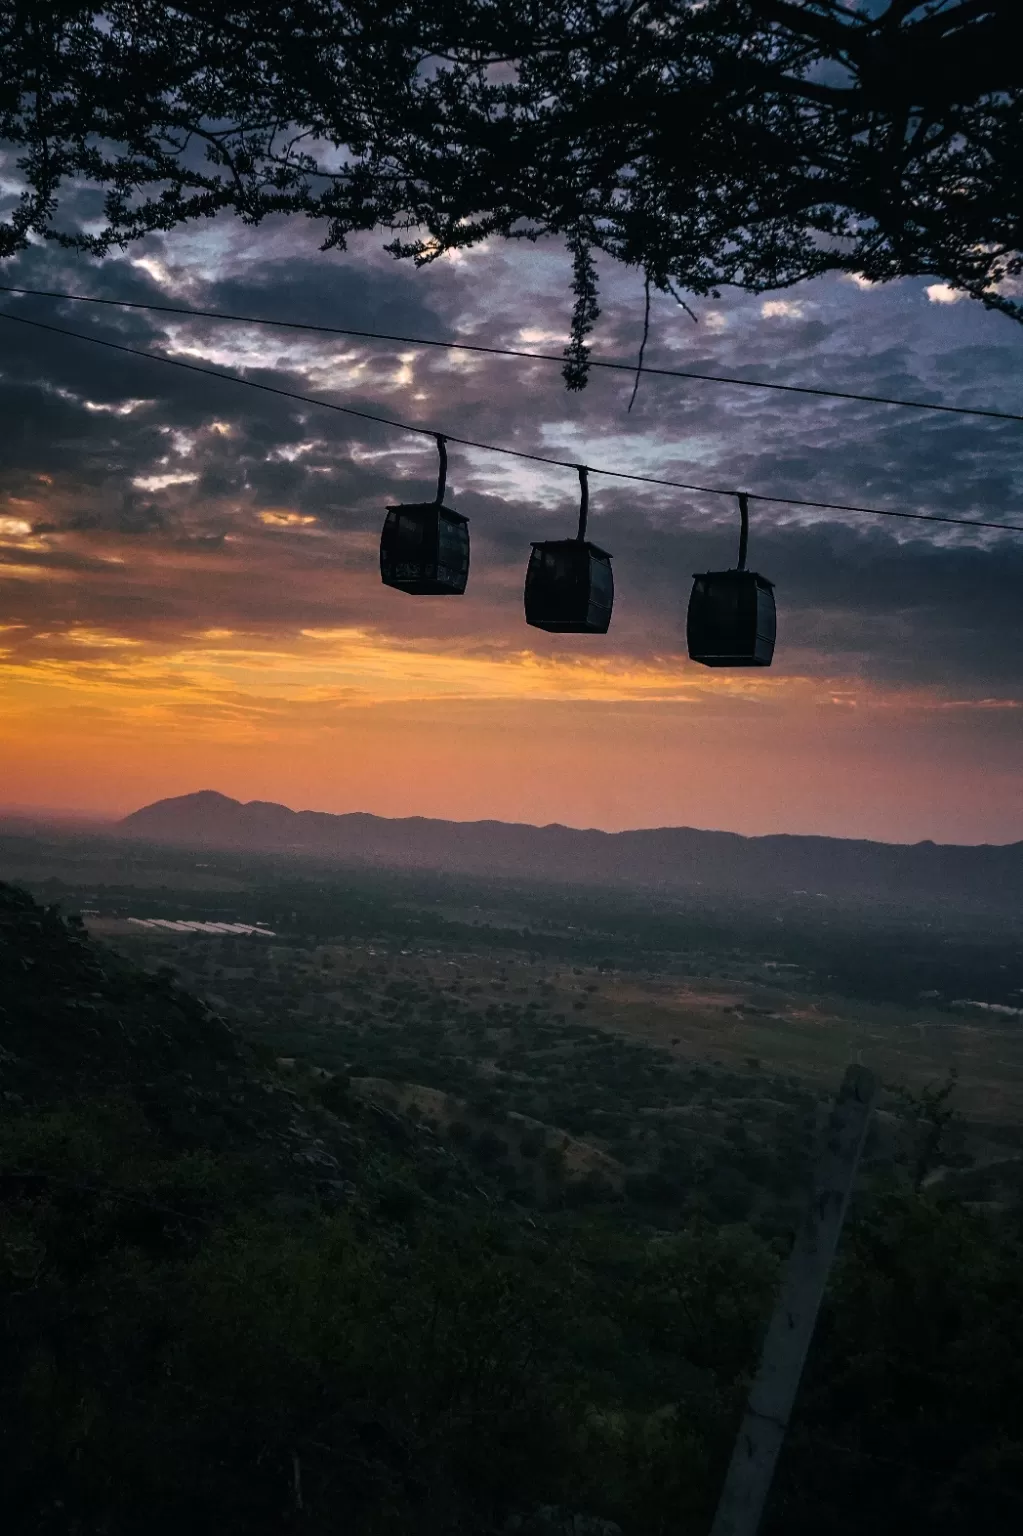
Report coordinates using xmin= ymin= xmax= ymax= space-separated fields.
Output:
xmin=116 ymin=790 xmax=1023 ymax=911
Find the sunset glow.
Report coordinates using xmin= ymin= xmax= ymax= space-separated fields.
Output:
xmin=1 ymin=228 xmax=1021 ymax=843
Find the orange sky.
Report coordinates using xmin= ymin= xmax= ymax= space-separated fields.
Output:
xmin=2 ymin=239 xmax=1022 ymax=846
xmin=2 ymin=526 xmax=1020 ymax=842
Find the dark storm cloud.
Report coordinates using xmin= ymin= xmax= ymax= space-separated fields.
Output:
xmin=207 ymin=258 xmax=454 ymax=339
xmin=1 ymin=226 xmax=1021 ymax=696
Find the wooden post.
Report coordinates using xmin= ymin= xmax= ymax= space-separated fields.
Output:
xmin=709 ymin=1063 xmax=879 ymax=1536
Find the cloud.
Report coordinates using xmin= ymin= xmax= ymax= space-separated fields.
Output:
xmin=131 ymin=472 xmax=199 ymax=491
xmin=259 ymin=510 xmax=318 ymax=528
xmin=0 ymin=227 xmax=1021 ymax=835
xmin=0 ymin=516 xmax=34 ymax=538
xmin=926 ymin=284 xmax=966 ymax=305
xmin=760 ymin=299 xmax=806 ymax=319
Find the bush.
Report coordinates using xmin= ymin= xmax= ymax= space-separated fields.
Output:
xmin=475 ymin=1128 xmax=509 ymax=1164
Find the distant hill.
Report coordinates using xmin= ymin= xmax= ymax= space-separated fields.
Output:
xmin=118 ymin=790 xmax=1023 ymax=909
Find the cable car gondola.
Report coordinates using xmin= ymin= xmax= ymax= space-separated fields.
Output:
xmin=524 ymin=467 xmax=613 ymax=633
xmin=686 ymin=493 xmax=776 ymax=666
xmin=380 ymin=434 xmax=469 ymax=594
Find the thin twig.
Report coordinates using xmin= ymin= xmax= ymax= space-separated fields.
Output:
xmin=628 ymin=274 xmax=652 ymax=413
xmin=667 ymin=281 xmax=700 ymax=323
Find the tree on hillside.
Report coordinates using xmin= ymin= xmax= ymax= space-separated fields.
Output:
xmin=2 ymin=2 xmax=1020 ymax=383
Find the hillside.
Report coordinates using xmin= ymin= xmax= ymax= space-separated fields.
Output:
xmin=0 ymin=880 xmax=364 ymax=1219
xmin=3 ymin=879 xmax=1023 ymax=1533
xmin=118 ymin=790 xmax=1023 ymax=909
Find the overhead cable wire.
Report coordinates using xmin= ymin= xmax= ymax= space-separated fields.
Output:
xmin=0 ymin=306 xmax=1020 ymax=536
xmin=1 ymin=281 xmax=1020 ymax=426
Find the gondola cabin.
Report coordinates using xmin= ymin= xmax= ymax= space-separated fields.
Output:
xmin=524 ymin=539 xmax=613 ymax=633
xmin=379 ymin=502 xmax=469 ymax=595
xmin=686 ymin=569 xmax=776 ymax=666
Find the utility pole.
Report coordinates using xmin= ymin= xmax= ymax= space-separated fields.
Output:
xmin=709 ymin=1063 xmax=879 ymax=1536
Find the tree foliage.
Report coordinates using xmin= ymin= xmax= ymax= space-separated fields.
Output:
xmin=4 ymin=881 xmax=1023 ymax=1531
xmin=1 ymin=2 xmax=1021 ymax=383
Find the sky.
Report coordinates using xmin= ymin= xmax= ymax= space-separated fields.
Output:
xmin=0 ymin=214 xmax=1022 ymax=844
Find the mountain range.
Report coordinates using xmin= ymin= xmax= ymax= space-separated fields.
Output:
xmin=117 ymin=791 xmax=1023 ymax=909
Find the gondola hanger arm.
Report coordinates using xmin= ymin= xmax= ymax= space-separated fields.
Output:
xmin=737 ymin=493 xmax=750 ymax=571
xmin=577 ymin=465 xmax=589 ymax=542
xmin=434 ymin=434 xmax=448 ymax=505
